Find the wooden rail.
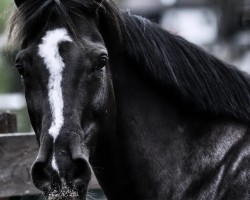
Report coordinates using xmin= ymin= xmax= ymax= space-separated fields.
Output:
xmin=0 ymin=113 xmax=99 ymax=198
xmin=0 ymin=132 xmax=41 ymax=197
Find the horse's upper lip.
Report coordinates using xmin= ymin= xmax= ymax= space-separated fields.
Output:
xmin=47 ymin=195 xmax=79 ymax=200
xmin=46 ymin=189 xmax=81 ymax=200
xmin=47 ymin=194 xmax=82 ymax=200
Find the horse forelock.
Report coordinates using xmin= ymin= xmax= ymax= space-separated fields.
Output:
xmin=7 ymin=0 xmax=110 ymax=51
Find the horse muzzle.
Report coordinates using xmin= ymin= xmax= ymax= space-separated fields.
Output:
xmin=31 ymin=133 xmax=91 ymax=199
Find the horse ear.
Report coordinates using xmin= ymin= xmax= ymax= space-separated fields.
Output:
xmin=14 ymin=0 xmax=25 ymax=7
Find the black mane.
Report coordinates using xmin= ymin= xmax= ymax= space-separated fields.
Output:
xmin=117 ymin=13 xmax=250 ymax=121
xmin=9 ymin=0 xmax=250 ymax=121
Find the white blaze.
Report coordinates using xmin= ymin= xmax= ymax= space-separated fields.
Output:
xmin=52 ymin=153 xmax=60 ymax=174
xmin=38 ymin=28 xmax=73 ymax=173
xmin=38 ymin=28 xmax=72 ymax=141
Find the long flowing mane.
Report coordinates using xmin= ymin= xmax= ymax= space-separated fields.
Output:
xmin=8 ymin=0 xmax=250 ymax=121
xmin=119 ymin=14 xmax=250 ymax=121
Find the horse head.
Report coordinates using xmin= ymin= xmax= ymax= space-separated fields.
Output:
xmin=13 ymin=0 xmax=117 ymax=198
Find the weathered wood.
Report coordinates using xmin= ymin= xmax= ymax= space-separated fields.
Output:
xmin=0 ymin=133 xmax=41 ymax=197
xmin=0 ymin=113 xmax=18 ymax=200
xmin=0 ymin=113 xmax=17 ymax=134
xmin=0 ymin=133 xmax=99 ymax=198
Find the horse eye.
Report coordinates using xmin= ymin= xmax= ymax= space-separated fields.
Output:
xmin=95 ymin=56 xmax=108 ymax=70
xmin=15 ymin=63 xmax=25 ymax=76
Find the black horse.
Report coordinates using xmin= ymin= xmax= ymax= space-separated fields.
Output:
xmin=8 ymin=0 xmax=250 ymax=199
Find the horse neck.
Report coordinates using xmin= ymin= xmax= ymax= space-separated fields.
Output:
xmin=107 ymin=53 xmax=250 ymax=199
xmin=104 ymin=55 xmax=186 ymax=198
xmin=96 ymin=12 xmax=250 ymax=199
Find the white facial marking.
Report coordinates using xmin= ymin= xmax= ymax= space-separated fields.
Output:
xmin=38 ymin=28 xmax=72 ymax=141
xmin=52 ymin=153 xmax=60 ymax=174
xmin=38 ymin=28 xmax=73 ymax=173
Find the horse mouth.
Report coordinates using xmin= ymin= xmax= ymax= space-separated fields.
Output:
xmin=46 ymin=189 xmax=86 ymax=200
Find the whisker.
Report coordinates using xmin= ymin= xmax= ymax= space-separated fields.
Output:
xmin=86 ymin=190 xmax=97 ymax=200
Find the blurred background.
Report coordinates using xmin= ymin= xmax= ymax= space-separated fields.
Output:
xmin=0 ymin=0 xmax=250 ymax=199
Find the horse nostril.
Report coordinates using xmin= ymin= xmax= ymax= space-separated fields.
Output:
xmin=72 ymin=158 xmax=91 ymax=192
xmin=31 ymin=161 xmax=50 ymax=191
xmin=31 ymin=161 xmax=58 ymax=193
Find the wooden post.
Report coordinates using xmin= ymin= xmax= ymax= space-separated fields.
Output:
xmin=0 ymin=113 xmax=17 ymax=134
xmin=0 ymin=112 xmax=17 ymax=200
